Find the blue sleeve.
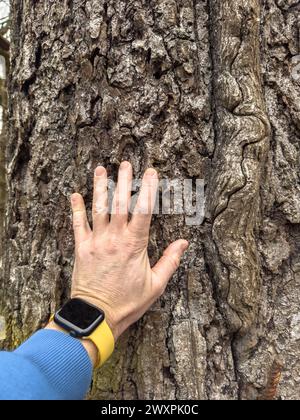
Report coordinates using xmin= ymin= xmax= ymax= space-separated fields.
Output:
xmin=0 ymin=329 xmax=93 ymax=400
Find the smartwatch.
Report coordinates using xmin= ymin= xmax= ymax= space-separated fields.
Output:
xmin=52 ymin=298 xmax=114 ymax=368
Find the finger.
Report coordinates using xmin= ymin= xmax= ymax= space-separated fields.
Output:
xmin=92 ymin=166 xmax=109 ymax=235
xmin=110 ymin=161 xmax=133 ymax=229
xmin=71 ymin=193 xmax=91 ymax=246
xmin=128 ymin=168 xmax=158 ymax=235
xmin=152 ymin=240 xmax=189 ymax=294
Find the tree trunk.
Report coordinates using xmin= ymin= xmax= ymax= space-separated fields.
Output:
xmin=0 ymin=0 xmax=300 ymax=400
xmin=0 ymin=34 xmax=9 ymax=266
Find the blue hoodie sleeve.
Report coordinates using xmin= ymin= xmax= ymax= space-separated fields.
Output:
xmin=0 ymin=329 xmax=93 ymax=400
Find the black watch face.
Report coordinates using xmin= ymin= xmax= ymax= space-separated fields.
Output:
xmin=54 ymin=298 xmax=105 ymax=337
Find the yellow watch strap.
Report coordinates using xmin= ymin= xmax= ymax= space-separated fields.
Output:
xmin=86 ymin=319 xmax=114 ymax=368
xmin=49 ymin=315 xmax=114 ymax=368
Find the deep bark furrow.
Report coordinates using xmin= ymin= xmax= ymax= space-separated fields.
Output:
xmin=208 ymin=0 xmax=270 ymax=394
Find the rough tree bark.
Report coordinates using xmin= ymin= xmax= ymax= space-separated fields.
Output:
xmin=0 ymin=0 xmax=299 ymax=400
xmin=0 ymin=34 xmax=9 ymax=264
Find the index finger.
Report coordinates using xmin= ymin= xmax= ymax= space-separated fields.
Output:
xmin=128 ymin=168 xmax=158 ymax=235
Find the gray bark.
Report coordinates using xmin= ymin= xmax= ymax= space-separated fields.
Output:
xmin=0 ymin=34 xmax=9 ymax=264
xmin=0 ymin=0 xmax=299 ymax=400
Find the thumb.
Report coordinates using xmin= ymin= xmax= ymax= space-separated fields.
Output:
xmin=152 ymin=239 xmax=189 ymax=294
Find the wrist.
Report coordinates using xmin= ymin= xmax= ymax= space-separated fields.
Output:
xmin=45 ymin=321 xmax=99 ymax=368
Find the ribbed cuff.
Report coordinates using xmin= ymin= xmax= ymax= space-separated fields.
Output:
xmin=14 ymin=329 xmax=93 ymax=400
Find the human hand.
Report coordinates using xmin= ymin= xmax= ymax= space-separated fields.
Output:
xmin=70 ymin=162 xmax=189 ymax=341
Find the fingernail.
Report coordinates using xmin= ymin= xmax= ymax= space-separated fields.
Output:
xmin=95 ymin=166 xmax=105 ymax=177
xmin=71 ymin=193 xmax=78 ymax=204
xmin=145 ymin=168 xmax=157 ymax=177
xmin=120 ymin=161 xmax=130 ymax=170
xmin=181 ymin=240 xmax=189 ymax=251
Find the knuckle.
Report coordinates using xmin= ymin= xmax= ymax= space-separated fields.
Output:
xmin=93 ymin=204 xmax=108 ymax=216
xmin=90 ymin=238 xmax=101 ymax=253
xmin=92 ymin=234 xmax=120 ymax=256
xmin=102 ymin=238 xmax=119 ymax=255
xmin=72 ymin=211 xmax=85 ymax=229
xmin=105 ymin=245 xmax=118 ymax=255
xmin=73 ymin=219 xmax=83 ymax=229
xmin=114 ymin=202 xmax=127 ymax=215
xmin=75 ymin=245 xmax=92 ymax=260
xmin=134 ymin=203 xmax=149 ymax=216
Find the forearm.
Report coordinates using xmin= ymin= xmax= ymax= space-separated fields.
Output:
xmin=0 ymin=329 xmax=93 ymax=400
